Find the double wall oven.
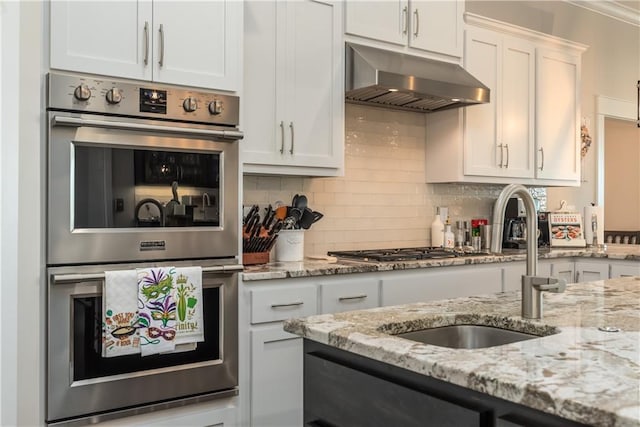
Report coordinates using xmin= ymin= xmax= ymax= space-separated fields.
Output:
xmin=46 ymin=73 xmax=242 ymax=425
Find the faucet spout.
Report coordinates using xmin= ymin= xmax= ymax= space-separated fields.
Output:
xmin=491 ymin=184 xmax=562 ymax=319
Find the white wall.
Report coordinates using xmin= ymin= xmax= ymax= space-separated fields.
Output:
xmin=466 ymin=0 xmax=640 ymax=214
xmin=0 ymin=1 xmax=44 ymax=425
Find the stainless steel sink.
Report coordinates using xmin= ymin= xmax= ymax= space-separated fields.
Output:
xmin=396 ymin=324 xmax=542 ymax=349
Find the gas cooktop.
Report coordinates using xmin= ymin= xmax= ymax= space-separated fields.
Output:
xmin=328 ymin=247 xmax=476 ymax=262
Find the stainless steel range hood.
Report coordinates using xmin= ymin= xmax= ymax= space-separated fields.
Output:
xmin=346 ymin=43 xmax=490 ymax=113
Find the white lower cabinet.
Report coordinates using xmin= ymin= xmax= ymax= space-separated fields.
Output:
xmin=96 ymin=399 xmax=239 ymax=426
xmin=250 ymin=327 xmax=304 ymax=427
xmin=502 ymin=261 xmax=553 ymax=293
xmin=380 ymin=264 xmax=502 ymax=306
xmin=574 ymin=260 xmax=610 ymax=283
xmin=610 ymin=262 xmax=640 ymax=278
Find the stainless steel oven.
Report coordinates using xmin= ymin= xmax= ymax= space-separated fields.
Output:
xmin=45 ymin=73 xmax=243 ymax=425
xmin=47 ymin=261 xmax=239 ymax=425
xmin=47 ymin=72 xmax=241 ymax=266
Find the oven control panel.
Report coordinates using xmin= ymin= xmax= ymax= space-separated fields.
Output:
xmin=48 ymin=72 xmax=240 ymax=127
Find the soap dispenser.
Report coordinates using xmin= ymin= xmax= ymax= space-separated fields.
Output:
xmin=431 ymin=208 xmax=444 ymax=247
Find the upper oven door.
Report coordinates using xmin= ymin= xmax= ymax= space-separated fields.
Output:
xmin=47 ymin=112 xmax=240 ymax=266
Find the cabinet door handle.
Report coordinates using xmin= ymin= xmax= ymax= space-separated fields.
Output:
xmin=143 ymin=21 xmax=149 ymax=65
xmin=402 ymin=6 xmax=408 ymax=35
xmin=338 ymin=294 xmax=368 ymax=302
xmin=413 ymin=9 xmax=420 ymax=37
xmin=497 ymin=143 xmax=504 ymax=168
xmin=575 ymin=271 xmax=580 ymax=283
xmin=271 ymin=301 xmax=304 ymax=309
xmin=158 ymin=24 xmax=165 ymax=67
xmin=289 ymin=122 xmax=295 ymax=155
xmin=279 ymin=121 xmax=285 ymax=154
xmin=538 ymin=147 xmax=545 ymax=171
xmin=504 ymin=144 xmax=509 ymax=168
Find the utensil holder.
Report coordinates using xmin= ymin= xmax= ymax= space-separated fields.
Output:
xmin=275 ymin=230 xmax=304 ymax=262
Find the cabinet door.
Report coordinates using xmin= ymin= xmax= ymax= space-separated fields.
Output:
xmin=551 ymin=261 xmax=575 ymax=284
xmin=535 ymin=48 xmax=580 ymax=182
xmin=463 ymin=28 xmax=501 ymax=176
xmin=243 ymin=0 xmax=285 ymax=167
xmin=574 ymin=261 xmax=609 ymax=283
xmin=345 ymin=0 xmax=407 ymax=45
xmin=250 ymin=327 xmax=303 ymax=427
xmin=610 ymin=262 xmax=640 ymax=278
xmin=152 ymin=1 xmax=241 ymax=90
xmin=500 ymin=36 xmax=535 ymax=178
xmin=50 ymin=1 xmax=152 ymax=81
xmin=502 ymin=261 xmax=552 ymax=293
xmin=285 ymin=0 xmax=343 ymax=170
xmin=409 ymin=0 xmax=462 ymax=58
xmin=381 ymin=266 xmax=501 ymax=306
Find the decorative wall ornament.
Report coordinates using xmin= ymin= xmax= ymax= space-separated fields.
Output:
xmin=580 ymin=124 xmax=592 ymax=158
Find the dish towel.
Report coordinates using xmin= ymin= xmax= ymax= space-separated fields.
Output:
xmin=173 ymin=266 xmax=204 ymax=345
xmin=103 ymin=270 xmax=140 ymax=358
xmin=137 ymin=266 xmax=177 ymax=356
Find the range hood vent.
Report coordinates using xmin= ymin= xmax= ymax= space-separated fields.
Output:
xmin=345 ymin=43 xmax=490 ymax=113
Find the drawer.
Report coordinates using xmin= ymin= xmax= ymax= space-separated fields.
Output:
xmin=250 ymin=285 xmax=317 ymax=324
xmin=320 ymin=278 xmax=380 ymax=314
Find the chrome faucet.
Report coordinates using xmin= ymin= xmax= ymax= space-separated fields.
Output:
xmin=490 ymin=184 xmax=566 ymax=319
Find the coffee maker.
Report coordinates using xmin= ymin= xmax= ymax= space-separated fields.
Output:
xmin=501 ymin=198 xmax=551 ymax=249
xmin=502 ymin=198 xmax=527 ymax=249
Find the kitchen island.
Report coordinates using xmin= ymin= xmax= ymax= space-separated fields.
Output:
xmin=283 ymin=277 xmax=640 ymax=426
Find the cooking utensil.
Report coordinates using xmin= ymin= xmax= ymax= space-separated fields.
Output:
xmin=292 ymin=194 xmax=308 ymax=210
xmin=299 ymin=208 xmax=323 ymax=230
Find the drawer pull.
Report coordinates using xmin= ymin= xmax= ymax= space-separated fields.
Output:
xmin=338 ymin=294 xmax=367 ymax=302
xmin=271 ymin=301 xmax=304 ymax=309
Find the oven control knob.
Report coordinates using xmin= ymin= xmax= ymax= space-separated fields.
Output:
xmin=105 ymin=88 xmax=122 ymax=104
xmin=182 ymin=97 xmax=198 ymax=112
xmin=73 ymin=84 xmax=91 ymax=101
xmin=208 ymin=100 xmax=223 ymax=115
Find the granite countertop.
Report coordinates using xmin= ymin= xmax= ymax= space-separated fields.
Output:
xmin=284 ymin=277 xmax=640 ymax=426
xmin=243 ymin=244 xmax=640 ymax=281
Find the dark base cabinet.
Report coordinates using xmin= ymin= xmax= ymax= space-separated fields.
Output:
xmin=304 ymin=340 xmax=588 ymax=427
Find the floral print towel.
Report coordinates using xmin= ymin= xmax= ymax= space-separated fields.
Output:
xmin=137 ymin=266 xmax=177 ymax=356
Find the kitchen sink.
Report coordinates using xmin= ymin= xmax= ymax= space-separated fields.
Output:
xmin=396 ymin=324 xmax=544 ymax=349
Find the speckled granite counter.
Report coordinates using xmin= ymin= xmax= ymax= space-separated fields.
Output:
xmin=284 ymin=277 xmax=640 ymax=426
xmin=243 ymin=245 xmax=640 ymax=281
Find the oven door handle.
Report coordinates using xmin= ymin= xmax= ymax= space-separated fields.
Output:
xmin=52 ymin=115 xmax=244 ymax=141
xmin=51 ymin=264 xmax=243 ymax=285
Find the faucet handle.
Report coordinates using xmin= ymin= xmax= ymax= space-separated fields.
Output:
xmin=530 ymin=276 xmax=566 ymax=293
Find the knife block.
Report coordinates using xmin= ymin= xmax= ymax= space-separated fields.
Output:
xmin=242 ymin=251 xmax=270 ymax=266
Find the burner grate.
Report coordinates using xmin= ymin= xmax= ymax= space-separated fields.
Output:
xmin=328 ymin=247 xmax=459 ymax=262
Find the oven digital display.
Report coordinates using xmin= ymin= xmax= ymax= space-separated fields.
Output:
xmin=139 ymin=88 xmax=167 ymax=114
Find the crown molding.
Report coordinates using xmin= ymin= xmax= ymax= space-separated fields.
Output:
xmin=564 ymin=0 xmax=640 ymax=27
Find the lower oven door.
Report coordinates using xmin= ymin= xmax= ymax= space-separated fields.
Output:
xmin=47 ymin=263 xmax=239 ymax=424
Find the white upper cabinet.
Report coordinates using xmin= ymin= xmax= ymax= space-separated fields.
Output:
xmin=345 ymin=0 xmax=463 ymax=60
xmin=242 ymin=0 xmax=344 ymax=176
xmin=535 ymin=48 xmax=581 ymax=182
xmin=463 ymin=26 xmax=535 ymax=179
xmin=50 ymin=1 xmax=241 ymax=91
xmin=425 ymin=13 xmax=586 ymax=186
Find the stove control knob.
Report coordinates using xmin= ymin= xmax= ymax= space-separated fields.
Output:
xmin=182 ymin=97 xmax=198 ymax=112
xmin=208 ymin=100 xmax=223 ymax=115
xmin=105 ymin=88 xmax=122 ymax=104
xmin=73 ymin=84 xmax=91 ymax=101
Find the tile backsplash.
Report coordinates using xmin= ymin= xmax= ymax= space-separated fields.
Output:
xmin=243 ymin=104 xmax=545 ymax=257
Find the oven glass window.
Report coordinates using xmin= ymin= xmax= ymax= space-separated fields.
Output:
xmin=72 ymin=287 xmax=221 ymax=381
xmin=74 ymin=145 xmax=221 ymax=228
